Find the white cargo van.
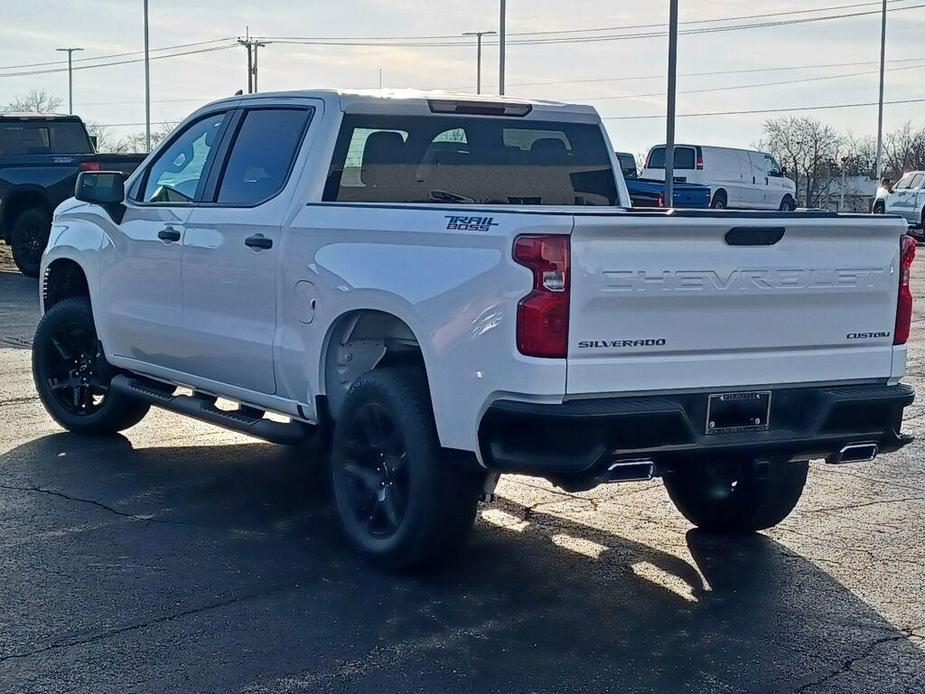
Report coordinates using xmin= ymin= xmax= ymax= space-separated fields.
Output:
xmin=641 ymin=144 xmax=797 ymax=211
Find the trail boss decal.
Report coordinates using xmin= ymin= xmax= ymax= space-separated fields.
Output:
xmin=578 ymin=338 xmax=667 ymax=349
xmin=445 ymin=215 xmax=499 ymax=232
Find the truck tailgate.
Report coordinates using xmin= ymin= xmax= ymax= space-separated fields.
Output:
xmin=567 ymin=214 xmax=906 ymax=395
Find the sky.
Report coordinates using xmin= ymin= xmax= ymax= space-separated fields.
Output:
xmin=1 ymin=0 xmax=923 ymax=156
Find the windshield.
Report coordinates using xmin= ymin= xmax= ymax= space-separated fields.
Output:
xmin=324 ymin=114 xmax=618 ymax=206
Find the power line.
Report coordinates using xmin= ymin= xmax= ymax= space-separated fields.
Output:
xmin=0 ymin=37 xmax=236 ymax=72
xmin=0 ymin=43 xmax=238 ymax=79
xmin=249 ymin=0 xmax=910 ymax=42
xmin=504 ymin=57 xmax=925 ymax=88
xmin=585 ymin=61 xmax=925 ymax=102
xmin=255 ymin=2 xmax=925 ymax=47
xmin=602 ymin=96 xmax=925 ymax=120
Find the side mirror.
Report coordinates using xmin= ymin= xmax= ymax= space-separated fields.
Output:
xmin=75 ymin=171 xmax=126 ymax=223
xmin=75 ymin=171 xmax=125 ymax=205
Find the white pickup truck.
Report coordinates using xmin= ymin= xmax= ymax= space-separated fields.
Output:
xmin=33 ymin=90 xmax=915 ymax=568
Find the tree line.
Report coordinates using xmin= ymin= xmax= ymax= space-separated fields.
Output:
xmin=760 ymin=116 xmax=925 ymax=208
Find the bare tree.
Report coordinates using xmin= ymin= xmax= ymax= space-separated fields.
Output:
xmin=4 ymin=90 xmax=63 ymax=114
xmin=760 ymin=116 xmax=842 ymax=207
xmin=882 ymin=123 xmax=925 ymax=178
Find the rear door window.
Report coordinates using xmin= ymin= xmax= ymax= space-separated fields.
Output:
xmin=910 ymin=174 xmax=924 ymax=190
xmin=215 ymin=107 xmax=313 ymax=205
xmin=324 ymin=115 xmax=617 ymax=206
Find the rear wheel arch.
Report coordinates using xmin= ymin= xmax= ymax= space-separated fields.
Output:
xmin=321 ymin=309 xmax=430 ymax=423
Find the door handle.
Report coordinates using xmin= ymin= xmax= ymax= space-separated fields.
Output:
xmin=157 ymin=228 xmax=181 ymax=243
xmin=245 ymin=234 xmax=273 ymax=250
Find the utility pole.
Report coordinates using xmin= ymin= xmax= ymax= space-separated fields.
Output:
xmin=252 ymin=40 xmax=266 ymax=93
xmin=143 ymin=0 xmax=151 ymax=151
xmin=463 ymin=31 xmax=496 ymax=94
xmin=664 ymin=0 xmax=679 ymax=208
xmin=498 ymin=0 xmax=506 ymax=95
xmin=238 ymin=32 xmax=266 ymax=94
xmin=55 ymin=47 xmax=84 ymax=114
xmin=875 ymin=0 xmax=887 ymax=180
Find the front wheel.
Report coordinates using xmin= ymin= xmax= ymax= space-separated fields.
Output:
xmin=331 ymin=367 xmax=481 ymax=569
xmin=10 ymin=207 xmax=51 ymax=278
xmin=779 ymin=195 xmax=796 ymax=212
xmin=32 ymin=297 xmax=149 ymax=435
xmin=663 ymin=459 xmax=808 ymax=533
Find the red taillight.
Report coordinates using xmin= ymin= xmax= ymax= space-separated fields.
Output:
xmin=894 ymin=234 xmax=916 ymax=345
xmin=513 ymin=235 xmax=570 ymax=358
xmin=656 ymin=192 xmax=665 ymax=208
xmin=79 ymin=161 xmax=100 ymax=172
xmin=695 ymin=150 xmax=704 ymax=170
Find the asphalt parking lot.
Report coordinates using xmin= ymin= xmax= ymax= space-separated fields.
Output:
xmin=0 ymin=266 xmax=923 ymax=694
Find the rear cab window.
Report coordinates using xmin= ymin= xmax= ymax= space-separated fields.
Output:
xmin=324 ymin=114 xmax=618 ymax=206
xmin=0 ymin=120 xmax=93 ymax=155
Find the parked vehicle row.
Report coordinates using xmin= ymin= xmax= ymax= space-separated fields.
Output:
xmin=34 ymin=90 xmax=915 ymax=568
xmin=0 ymin=112 xmax=146 ymax=277
xmin=639 ymin=144 xmax=798 ymax=211
xmin=874 ymin=170 xmax=925 ymax=234
xmin=615 ymin=152 xmax=710 ymax=209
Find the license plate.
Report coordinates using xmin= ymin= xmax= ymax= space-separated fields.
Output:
xmin=706 ymin=391 xmax=771 ymax=435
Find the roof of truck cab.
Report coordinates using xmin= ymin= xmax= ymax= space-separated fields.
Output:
xmin=0 ymin=112 xmax=82 ymax=121
xmin=206 ymin=89 xmax=601 ymax=120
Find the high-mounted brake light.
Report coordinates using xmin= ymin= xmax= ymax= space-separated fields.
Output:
xmin=894 ymin=234 xmax=916 ymax=345
xmin=79 ymin=161 xmax=101 ymax=172
xmin=513 ymin=235 xmax=570 ymax=358
xmin=427 ymin=99 xmax=532 ymax=117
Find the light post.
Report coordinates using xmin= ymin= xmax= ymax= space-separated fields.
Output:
xmin=498 ymin=0 xmax=506 ymax=95
xmin=875 ymin=0 xmax=887 ymax=180
xmin=664 ymin=0 xmax=679 ymax=208
xmin=462 ymin=31 xmax=496 ymax=94
xmin=55 ymin=47 xmax=83 ymax=114
xmin=143 ymin=0 xmax=151 ymax=151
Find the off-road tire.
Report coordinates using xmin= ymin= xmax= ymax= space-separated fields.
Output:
xmin=32 ymin=297 xmax=149 ymax=435
xmin=664 ymin=459 xmax=808 ymax=533
xmin=331 ymin=367 xmax=481 ymax=569
xmin=10 ymin=207 xmax=50 ymax=278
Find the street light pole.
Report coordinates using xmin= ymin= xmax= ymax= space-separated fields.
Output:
xmin=55 ymin=47 xmax=84 ymax=114
xmin=875 ymin=0 xmax=887 ymax=179
xmin=143 ymin=0 xmax=151 ymax=151
xmin=498 ymin=0 xmax=506 ymax=95
xmin=664 ymin=0 xmax=679 ymax=208
xmin=462 ymin=31 xmax=496 ymax=94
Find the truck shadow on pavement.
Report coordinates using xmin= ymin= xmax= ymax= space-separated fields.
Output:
xmin=1 ymin=432 xmax=923 ymax=694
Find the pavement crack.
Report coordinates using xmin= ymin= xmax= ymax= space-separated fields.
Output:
xmin=802 ymin=496 xmax=924 ymax=515
xmin=792 ymin=626 xmax=922 ymax=693
xmin=0 ymin=483 xmax=152 ymax=521
xmin=0 ymin=587 xmax=289 ymax=662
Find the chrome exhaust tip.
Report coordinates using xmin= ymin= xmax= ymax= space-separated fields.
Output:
xmin=831 ymin=442 xmax=879 ymax=465
xmin=604 ymin=459 xmax=655 ymax=482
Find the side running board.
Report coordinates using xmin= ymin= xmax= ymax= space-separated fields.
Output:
xmin=110 ymin=374 xmax=313 ymax=446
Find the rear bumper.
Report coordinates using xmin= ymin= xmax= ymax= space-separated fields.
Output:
xmin=478 ymin=383 xmax=914 ymax=483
